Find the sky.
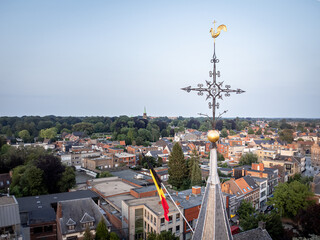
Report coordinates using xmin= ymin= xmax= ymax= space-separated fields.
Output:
xmin=0 ymin=0 xmax=319 ymax=118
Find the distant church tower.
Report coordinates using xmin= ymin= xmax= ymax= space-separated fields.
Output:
xmin=143 ymin=107 xmax=147 ymax=119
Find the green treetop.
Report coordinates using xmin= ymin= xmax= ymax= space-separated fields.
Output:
xmin=168 ymin=143 xmax=188 ymax=190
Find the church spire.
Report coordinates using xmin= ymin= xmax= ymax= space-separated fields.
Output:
xmin=181 ymin=21 xmax=244 ymax=239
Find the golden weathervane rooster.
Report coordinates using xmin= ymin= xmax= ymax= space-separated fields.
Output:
xmin=210 ymin=20 xmax=227 ymax=41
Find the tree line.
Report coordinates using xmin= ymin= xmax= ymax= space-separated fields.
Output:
xmin=0 ymin=116 xmax=319 ymax=146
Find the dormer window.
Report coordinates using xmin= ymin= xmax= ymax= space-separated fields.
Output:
xmin=66 ymin=218 xmax=76 ymax=231
xmin=80 ymin=212 xmax=95 ymax=229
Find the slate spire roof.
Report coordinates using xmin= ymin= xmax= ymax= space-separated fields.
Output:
xmin=192 ymin=148 xmax=233 ymax=239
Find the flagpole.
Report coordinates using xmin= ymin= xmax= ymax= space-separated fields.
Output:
xmin=161 ymin=183 xmax=194 ymax=234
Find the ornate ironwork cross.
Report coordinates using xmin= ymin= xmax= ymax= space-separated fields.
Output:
xmin=181 ymin=21 xmax=245 ymax=129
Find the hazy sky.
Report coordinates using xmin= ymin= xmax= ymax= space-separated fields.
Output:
xmin=0 ymin=0 xmax=319 ymax=118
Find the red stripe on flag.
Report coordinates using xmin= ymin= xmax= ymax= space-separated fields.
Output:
xmin=161 ymin=197 xmax=169 ymax=221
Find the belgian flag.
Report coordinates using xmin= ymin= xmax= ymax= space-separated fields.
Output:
xmin=148 ymin=162 xmax=169 ymax=221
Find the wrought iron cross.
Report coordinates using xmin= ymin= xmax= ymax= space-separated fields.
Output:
xmin=181 ymin=21 xmax=245 ymax=129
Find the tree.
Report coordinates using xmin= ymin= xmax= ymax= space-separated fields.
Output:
xmin=95 ymin=217 xmax=109 ymax=240
xmin=168 ymin=143 xmax=188 ymax=190
xmin=255 ymin=128 xmax=262 ymax=135
xmin=268 ymin=181 xmax=314 ymax=218
xmin=240 ymin=212 xmax=284 ymax=240
xmin=83 ymin=226 xmax=94 ymax=240
xmin=33 ymin=155 xmax=66 ymax=194
xmin=10 ymin=165 xmax=48 ymax=197
xmin=18 ymin=130 xmax=30 ymax=142
xmin=190 ymin=151 xmax=202 ymax=186
xmin=288 ymin=173 xmax=313 ymax=186
xmin=58 ymin=166 xmax=76 ymax=192
xmin=72 ymin=122 xmax=94 ymax=135
xmin=39 ymin=127 xmax=57 ymax=140
xmin=239 ymin=152 xmax=258 ymax=166
xmin=220 ymin=128 xmax=228 ymax=138
xmin=296 ymin=204 xmax=320 ymax=237
xmin=237 ymin=200 xmax=255 ymax=219
xmin=248 ymin=128 xmax=254 ymax=134
xmin=279 ymin=129 xmax=294 ymax=143
xmin=217 ymin=152 xmax=225 ymax=161
xmin=229 ymin=130 xmax=236 ymax=136
xmin=109 ymin=232 xmax=120 ymax=240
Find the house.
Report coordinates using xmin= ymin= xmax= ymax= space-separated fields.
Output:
xmin=262 ymin=156 xmax=301 ymax=180
xmin=0 ymin=173 xmax=11 ymax=191
xmin=114 ymin=153 xmax=136 ymax=166
xmin=17 ymin=190 xmax=100 ymax=240
xmin=0 ymin=195 xmax=22 ymax=239
xmin=82 ymin=155 xmax=114 ymax=171
xmin=221 ymin=176 xmax=260 ymax=209
xmin=56 ymin=198 xmax=111 ymax=240
xmin=233 ymin=163 xmax=278 ymax=197
xmin=121 ymin=196 xmax=183 ymax=240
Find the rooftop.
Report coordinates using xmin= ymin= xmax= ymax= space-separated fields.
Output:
xmin=0 ymin=195 xmax=17 ymax=205
xmin=88 ymin=177 xmax=135 ymax=197
xmin=233 ymin=227 xmax=272 ymax=240
xmin=111 ymin=169 xmax=152 ymax=187
xmin=124 ymin=196 xmax=180 ymax=217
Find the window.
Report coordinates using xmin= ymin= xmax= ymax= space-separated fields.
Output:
xmin=68 ymin=225 xmax=75 ymax=231
xmin=247 ymin=187 xmax=250 ymax=190
xmin=187 ymin=220 xmax=193 ymax=230
xmin=168 ymin=228 xmax=172 ymax=232
xmin=0 ymin=182 xmax=3 ymax=187
xmin=44 ymin=225 xmax=53 ymax=233
xmin=176 ymin=213 xmax=180 ymax=222
xmin=33 ymin=227 xmax=43 ymax=234
xmin=243 ymin=188 xmax=247 ymax=192
xmin=176 ymin=225 xmax=180 ymax=234
xmin=161 ymin=218 xmax=165 ymax=226
xmin=169 ymin=215 xmax=173 ymax=224
xmin=154 ymin=217 xmax=156 ymax=225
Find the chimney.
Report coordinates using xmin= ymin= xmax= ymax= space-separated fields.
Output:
xmin=186 ymin=195 xmax=189 ymax=201
xmin=192 ymin=186 xmax=201 ymax=195
xmin=242 ymin=168 xmax=245 ymax=177
xmin=258 ymin=221 xmax=266 ymax=229
xmin=175 ymin=201 xmax=180 ymax=206
xmin=176 ymin=192 xmax=178 ymax=196
xmin=57 ymin=203 xmax=62 ymax=218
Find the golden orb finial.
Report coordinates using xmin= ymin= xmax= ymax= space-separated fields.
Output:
xmin=207 ymin=130 xmax=220 ymax=143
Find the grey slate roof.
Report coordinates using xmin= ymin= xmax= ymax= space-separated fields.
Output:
xmin=233 ymin=227 xmax=272 ymax=240
xmin=59 ymin=198 xmax=110 ymax=235
xmin=170 ymin=187 xmax=205 ymax=209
